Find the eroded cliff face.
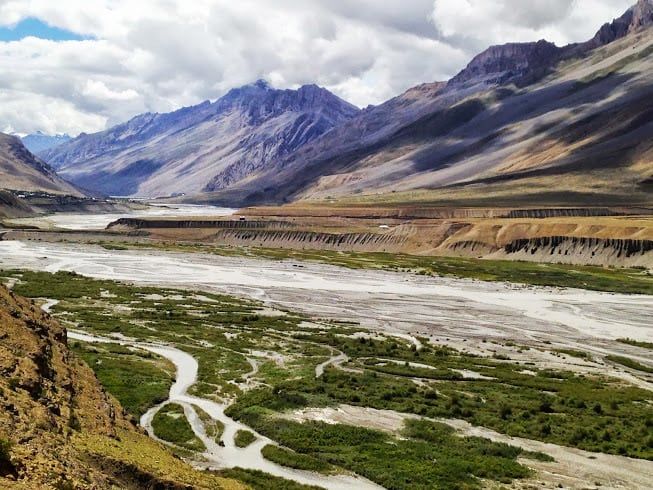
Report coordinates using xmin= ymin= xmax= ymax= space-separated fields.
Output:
xmin=502 ymin=236 xmax=653 ymax=263
xmin=104 ymin=210 xmax=653 ymax=268
xmin=437 ymin=218 xmax=653 ymax=268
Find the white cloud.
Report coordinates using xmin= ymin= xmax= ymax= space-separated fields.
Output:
xmin=0 ymin=89 xmax=107 ymax=135
xmin=0 ymin=0 xmax=638 ymax=135
xmin=82 ymin=80 xmax=139 ymax=102
xmin=432 ymin=0 xmax=634 ymax=51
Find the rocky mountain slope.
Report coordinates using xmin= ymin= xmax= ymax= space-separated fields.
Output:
xmin=20 ymin=132 xmax=71 ymax=154
xmin=0 ymin=283 xmax=242 ymax=489
xmin=0 ymin=133 xmax=81 ymax=197
xmin=202 ymin=0 xmax=653 ymax=207
xmin=42 ymin=81 xmax=359 ymax=197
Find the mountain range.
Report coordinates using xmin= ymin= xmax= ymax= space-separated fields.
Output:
xmin=42 ymin=81 xmax=359 ymax=197
xmin=206 ymin=0 xmax=653 ymax=207
xmin=0 ymin=133 xmax=81 ymax=197
xmin=20 ymin=131 xmax=71 ymax=154
xmin=38 ymin=0 xmax=653 ymax=206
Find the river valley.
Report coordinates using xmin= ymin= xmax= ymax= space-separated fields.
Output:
xmin=2 ymin=210 xmax=652 ymax=489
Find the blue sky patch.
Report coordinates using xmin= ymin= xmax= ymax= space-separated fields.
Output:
xmin=0 ymin=17 xmax=89 ymax=42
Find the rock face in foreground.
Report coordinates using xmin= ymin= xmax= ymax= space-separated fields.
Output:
xmin=0 ymin=285 xmax=127 ymax=487
xmin=0 ymin=284 xmax=241 ymax=489
xmin=42 ymin=81 xmax=359 ymax=198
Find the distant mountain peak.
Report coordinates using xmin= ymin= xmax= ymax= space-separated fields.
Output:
xmin=585 ymin=0 xmax=653 ymax=47
xmin=252 ymin=79 xmax=272 ymax=89
xmin=450 ymin=39 xmax=561 ymax=87
xmin=450 ymin=0 xmax=653 ymax=89
xmin=21 ymin=131 xmax=72 ymax=154
xmin=41 ymin=81 xmax=359 ymax=197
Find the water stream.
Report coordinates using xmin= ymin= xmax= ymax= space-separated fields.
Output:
xmin=65 ymin=329 xmax=382 ymax=490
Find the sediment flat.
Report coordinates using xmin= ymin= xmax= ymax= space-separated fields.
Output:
xmin=1 ymin=240 xmax=651 ymax=358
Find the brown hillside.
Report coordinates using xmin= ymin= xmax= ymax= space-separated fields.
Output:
xmin=0 ymin=284 xmax=242 ymax=489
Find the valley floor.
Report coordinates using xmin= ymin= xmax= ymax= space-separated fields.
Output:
xmin=0 ymin=236 xmax=652 ymax=488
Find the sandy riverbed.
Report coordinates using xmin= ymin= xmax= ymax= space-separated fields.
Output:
xmin=4 ymin=203 xmax=235 ymax=230
xmin=1 ymin=240 xmax=651 ymax=346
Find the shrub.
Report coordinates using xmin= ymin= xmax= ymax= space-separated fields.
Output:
xmin=539 ymin=399 xmax=554 ymax=413
xmin=0 ymin=439 xmax=14 ymax=476
xmin=500 ymin=405 xmax=513 ymax=420
xmin=540 ymin=424 xmax=552 ymax=436
xmin=235 ymin=430 xmax=257 ymax=448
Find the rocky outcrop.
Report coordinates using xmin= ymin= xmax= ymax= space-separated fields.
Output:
xmin=450 ymin=1 xmax=653 ymax=89
xmin=0 ymin=285 xmax=128 ymax=487
xmin=630 ymin=0 xmax=653 ymax=31
xmin=449 ymin=40 xmax=561 ymax=87
xmin=584 ymin=0 xmax=653 ymax=48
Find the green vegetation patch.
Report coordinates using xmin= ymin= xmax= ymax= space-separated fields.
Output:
xmin=194 ymin=405 xmax=224 ymax=443
xmin=100 ymin=243 xmax=128 ymax=251
xmin=606 ymin=355 xmax=653 ymax=374
xmin=0 ymin=438 xmax=14 ymax=477
xmin=151 ymin=403 xmax=205 ymax=452
xmin=219 ymin=468 xmax=322 ymax=490
xmin=1 ymin=269 xmax=313 ymax=400
xmin=261 ymin=444 xmax=334 ymax=474
xmin=234 ymin=429 xmax=257 ymax=448
xmin=228 ymin=331 xmax=653 ymax=460
xmin=71 ymin=341 xmax=174 ymax=418
xmin=617 ymin=338 xmax=653 ymax=350
xmin=233 ymin=416 xmax=530 ymax=489
xmin=553 ymin=349 xmax=592 ymax=360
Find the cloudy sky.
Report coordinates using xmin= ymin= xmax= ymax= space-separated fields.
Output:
xmin=0 ymin=0 xmax=635 ymax=136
